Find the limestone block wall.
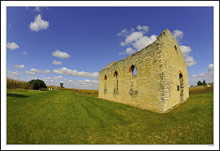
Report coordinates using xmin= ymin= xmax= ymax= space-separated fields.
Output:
xmin=157 ymin=29 xmax=189 ymax=112
xmin=99 ymin=29 xmax=189 ymax=113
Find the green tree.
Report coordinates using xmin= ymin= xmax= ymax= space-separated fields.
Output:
xmin=28 ymin=79 xmax=47 ymax=90
xmin=203 ymin=80 xmax=207 ymax=85
xmin=197 ymin=81 xmax=203 ymax=86
xmin=60 ymin=83 xmax=64 ymax=88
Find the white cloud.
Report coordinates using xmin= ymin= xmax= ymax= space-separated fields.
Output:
xmin=41 ymin=70 xmax=50 ymax=74
xmin=52 ymin=50 xmax=70 ymax=59
xmin=173 ymin=30 xmax=184 ymax=40
xmin=7 ymin=70 xmax=19 ymax=76
xmin=25 ymin=68 xmax=50 ymax=75
xmin=43 ymin=77 xmax=52 ymax=80
xmin=132 ymin=35 xmax=157 ymax=50
xmin=117 ymin=25 xmax=156 ymax=55
xmin=117 ymin=29 xmax=128 ymax=36
xmin=41 ymin=77 xmax=99 ymax=90
xmin=7 ymin=42 xmax=19 ymax=50
xmin=124 ymin=32 xmax=143 ymax=44
xmin=52 ymin=60 xmax=62 ymax=65
xmin=179 ymin=45 xmax=192 ymax=57
xmin=24 ymin=71 xmax=36 ymax=75
xmin=208 ymin=64 xmax=214 ymax=71
xmin=30 ymin=68 xmax=41 ymax=73
xmin=7 ymin=70 xmax=20 ymax=79
xmin=119 ymin=47 xmax=136 ymax=55
xmin=184 ymin=56 xmax=197 ymax=67
xmin=190 ymin=64 xmax=214 ymax=86
xmin=14 ymin=64 xmax=24 ymax=69
xmin=22 ymin=52 xmax=27 ymax=55
xmin=136 ymin=25 xmax=149 ymax=33
xmin=54 ymin=75 xmax=63 ymax=79
xmin=34 ymin=7 xmax=41 ymax=12
xmin=173 ymin=30 xmax=196 ymax=67
xmin=179 ymin=45 xmax=197 ymax=67
xmin=125 ymin=47 xmax=136 ymax=54
xmin=29 ymin=14 xmax=49 ymax=32
xmin=53 ymin=67 xmax=99 ymax=79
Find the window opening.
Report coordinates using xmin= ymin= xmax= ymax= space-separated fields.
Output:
xmin=131 ymin=65 xmax=137 ymax=76
xmin=175 ymin=45 xmax=177 ymax=51
xmin=114 ymin=71 xmax=118 ymax=91
xmin=104 ymin=75 xmax=107 ymax=93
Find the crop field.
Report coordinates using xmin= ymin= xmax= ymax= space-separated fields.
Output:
xmin=7 ymin=87 xmax=213 ymax=144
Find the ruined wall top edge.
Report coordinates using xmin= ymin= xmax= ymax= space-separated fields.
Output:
xmin=100 ymin=28 xmax=173 ymax=72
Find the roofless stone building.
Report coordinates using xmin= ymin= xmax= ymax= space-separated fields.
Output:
xmin=99 ymin=29 xmax=189 ymax=113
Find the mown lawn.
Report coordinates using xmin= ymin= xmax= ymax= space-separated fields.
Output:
xmin=7 ymin=89 xmax=213 ymax=144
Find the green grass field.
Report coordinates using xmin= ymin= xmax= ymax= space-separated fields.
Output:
xmin=7 ymin=89 xmax=213 ymax=144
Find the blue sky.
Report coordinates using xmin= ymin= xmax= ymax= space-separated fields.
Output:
xmin=7 ymin=7 xmax=213 ymax=89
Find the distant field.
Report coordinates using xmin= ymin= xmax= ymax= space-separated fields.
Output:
xmin=189 ymin=84 xmax=213 ymax=95
xmin=7 ymin=89 xmax=213 ymax=144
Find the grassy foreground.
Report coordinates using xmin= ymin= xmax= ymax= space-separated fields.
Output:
xmin=7 ymin=89 xmax=213 ymax=144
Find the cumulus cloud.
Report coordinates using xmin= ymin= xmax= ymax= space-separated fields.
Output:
xmin=52 ymin=60 xmax=62 ymax=65
xmin=43 ymin=77 xmax=52 ymax=80
xmin=184 ymin=56 xmax=197 ymax=67
xmin=7 ymin=70 xmax=19 ymax=76
xmin=171 ymin=30 xmax=197 ymax=67
xmin=117 ymin=25 xmax=156 ymax=55
xmin=190 ymin=64 xmax=214 ymax=86
xmin=7 ymin=42 xmax=19 ymax=50
xmin=179 ymin=45 xmax=192 ymax=57
xmin=192 ymin=64 xmax=213 ymax=78
xmin=117 ymin=25 xmax=157 ymax=55
xmin=179 ymin=45 xmax=197 ymax=67
xmin=7 ymin=70 xmax=20 ymax=79
xmin=41 ymin=76 xmax=99 ymax=90
xmin=208 ymin=64 xmax=214 ymax=71
xmin=136 ymin=25 xmax=149 ymax=33
xmin=132 ymin=35 xmax=157 ymax=50
xmin=173 ymin=30 xmax=184 ymax=40
xmin=41 ymin=70 xmax=50 ymax=74
xmin=53 ymin=75 xmax=63 ymax=79
xmin=119 ymin=47 xmax=136 ymax=55
xmin=53 ymin=67 xmax=99 ymax=79
xmin=52 ymin=50 xmax=71 ymax=59
xmin=24 ymin=71 xmax=36 ymax=75
xmin=29 ymin=14 xmax=49 ymax=32
xmin=14 ymin=64 xmax=24 ymax=69
xmin=25 ymin=68 xmax=50 ymax=75
xmin=30 ymin=68 xmax=41 ymax=73
xmin=117 ymin=29 xmax=128 ymax=36
xmin=124 ymin=32 xmax=144 ymax=45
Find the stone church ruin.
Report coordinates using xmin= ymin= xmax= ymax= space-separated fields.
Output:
xmin=99 ymin=29 xmax=189 ymax=113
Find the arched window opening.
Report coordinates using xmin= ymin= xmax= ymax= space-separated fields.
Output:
xmin=104 ymin=75 xmax=107 ymax=80
xmin=179 ymin=73 xmax=183 ymax=79
xmin=114 ymin=71 xmax=118 ymax=78
xmin=114 ymin=71 xmax=118 ymax=91
xmin=131 ymin=65 xmax=137 ymax=76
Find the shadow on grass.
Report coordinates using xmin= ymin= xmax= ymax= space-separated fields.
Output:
xmin=7 ymin=93 xmax=29 ymax=98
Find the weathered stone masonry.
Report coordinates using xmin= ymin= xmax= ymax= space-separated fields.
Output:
xmin=99 ymin=29 xmax=189 ymax=113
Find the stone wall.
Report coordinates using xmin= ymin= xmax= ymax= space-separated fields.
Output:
xmin=99 ymin=29 xmax=189 ymax=113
